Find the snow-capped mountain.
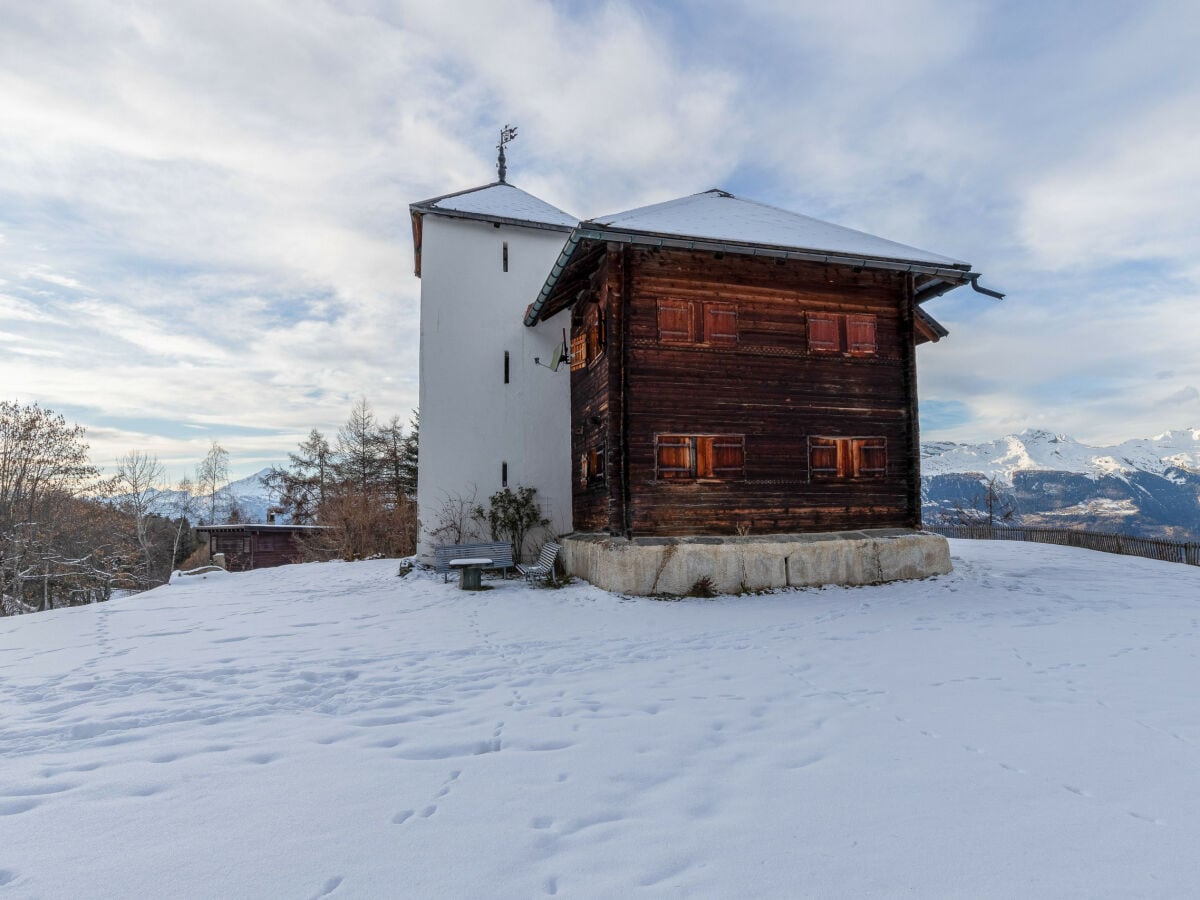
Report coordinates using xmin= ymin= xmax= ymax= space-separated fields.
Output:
xmin=132 ymin=468 xmax=277 ymax=524
xmin=922 ymin=428 xmax=1200 ymax=483
xmin=922 ymin=428 xmax=1200 ymax=539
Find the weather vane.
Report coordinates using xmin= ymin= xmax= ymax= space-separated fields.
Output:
xmin=497 ymin=124 xmax=518 ymax=183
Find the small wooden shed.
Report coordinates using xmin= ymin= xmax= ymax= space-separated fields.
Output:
xmin=524 ymin=189 xmax=999 ymax=539
xmin=196 ymin=524 xmax=327 ymax=572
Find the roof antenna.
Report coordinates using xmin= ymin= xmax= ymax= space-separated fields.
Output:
xmin=497 ymin=124 xmax=518 ymax=183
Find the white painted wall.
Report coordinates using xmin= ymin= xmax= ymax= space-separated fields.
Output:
xmin=415 ymin=214 xmax=573 ymax=560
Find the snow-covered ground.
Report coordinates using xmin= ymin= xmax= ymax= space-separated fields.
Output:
xmin=2 ymin=542 xmax=1199 ymax=898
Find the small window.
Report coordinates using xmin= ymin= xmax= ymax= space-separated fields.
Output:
xmin=571 ymin=304 xmax=606 ymax=371
xmin=704 ymin=303 xmax=738 ymax=346
xmin=502 ymin=241 xmax=509 ymax=272
xmin=657 ymin=300 xmax=695 ymax=343
xmin=655 ymin=434 xmax=745 ymax=481
xmin=580 ymin=445 xmax=606 ymax=486
xmin=503 ymin=350 xmax=510 ymax=384
xmin=502 ymin=461 xmax=508 ymax=487
xmin=807 ymin=312 xmax=877 ymax=356
xmin=570 ymin=333 xmax=587 ymax=371
xmin=657 ymin=299 xmax=738 ymax=346
xmin=808 ymin=436 xmax=887 ymax=480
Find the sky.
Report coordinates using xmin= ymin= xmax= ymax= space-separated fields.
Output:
xmin=2 ymin=1 xmax=1199 ymax=480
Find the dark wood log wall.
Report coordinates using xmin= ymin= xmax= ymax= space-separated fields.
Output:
xmin=210 ymin=530 xmax=307 ymax=571
xmin=570 ymin=245 xmax=923 ymax=537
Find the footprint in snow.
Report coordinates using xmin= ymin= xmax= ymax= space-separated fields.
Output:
xmin=309 ymin=875 xmax=343 ymax=898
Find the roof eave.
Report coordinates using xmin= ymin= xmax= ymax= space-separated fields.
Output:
xmin=524 ymin=224 xmax=979 ymax=327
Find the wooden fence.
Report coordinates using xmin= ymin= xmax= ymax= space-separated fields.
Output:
xmin=927 ymin=524 xmax=1200 ymax=568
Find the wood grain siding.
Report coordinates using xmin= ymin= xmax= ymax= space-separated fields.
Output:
xmin=621 ymin=247 xmax=917 ymax=535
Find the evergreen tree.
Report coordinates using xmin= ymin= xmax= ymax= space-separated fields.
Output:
xmin=334 ymin=398 xmax=384 ymax=496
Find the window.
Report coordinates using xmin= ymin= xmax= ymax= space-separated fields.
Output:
xmin=657 ymin=299 xmax=738 ymax=346
xmin=570 ymin=333 xmax=587 ymax=371
xmin=580 ymin=444 xmax=606 ymax=486
xmin=502 ymin=241 xmax=509 ymax=272
xmin=807 ymin=312 xmax=877 ymax=356
xmin=571 ymin=303 xmax=606 ymax=371
xmin=503 ymin=350 xmax=510 ymax=384
xmin=502 ymin=461 xmax=508 ymax=487
xmin=808 ymin=436 xmax=887 ymax=480
xmin=655 ymin=434 xmax=745 ymax=481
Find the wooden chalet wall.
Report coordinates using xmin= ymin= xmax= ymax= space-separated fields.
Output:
xmin=570 ymin=245 xmax=923 ymax=536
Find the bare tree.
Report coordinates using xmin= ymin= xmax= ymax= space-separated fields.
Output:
xmin=196 ymin=440 xmax=230 ymax=525
xmin=942 ymin=474 xmax=1018 ymax=527
xmin=430 ymin=487 xmax=481 ymax=545
xmin=113 ymin=450 xmax=166 ymax=584
xmin=0 ymin=401 xmax=112 ymax=614
xmin=171 ymin=475 xmax=199 ymax=572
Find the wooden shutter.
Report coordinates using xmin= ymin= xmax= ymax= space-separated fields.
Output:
xmin=570 ymin=332 xmax=587 ymax=371
xmin=709 ymin=436 xmax=745 ymax=479
xmin=846 ymin=314 xmax=877 ymax=357
xmin=656 ymin=435 xmax=694 ymax=479
xmin=808 ymin=313 xmax=840 ymax=353
xmin=809 ymin=437 xmax=841 ymax=479
xmin=852 ymin=438 xmax=887 ymax=478
xmin=588 ymin=446 xmax=606 ymax=482
xmin=657 ymin=300 xmax=695 ymax=343
xmin=703 ymin=303 xmax=738 ymax=346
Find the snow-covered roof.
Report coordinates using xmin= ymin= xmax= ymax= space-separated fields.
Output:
xmin=588 ymin=189 xmax=967 ymax=268
xmin=410 ymin=182 xmax=577 ymax=231
xmin=525 ymin=188 xmax=983 ymax=326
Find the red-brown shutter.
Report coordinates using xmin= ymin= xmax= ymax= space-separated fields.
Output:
xmin=703 ymin=303 xmax=738 ymax=346
xmin=710 ymin=436 xmax=745 ymax=479
xmin=570 ymin=333 xmax=587 ymax=371
xmin=657 ymin=300 xmax=695 ymax=343
xmin=846 ymin=314 xmax=877 ymax=357
xmin=853 ymin=438 xmax=887 ymax=477
xmin=589 ymin=446 xmax=606 ymax=481
xmin=656 ymin=435 xmax=694 ymax=479
xmin=808 ymin=313 xmax=841 ymax=353
xmin=809 ymin=437 xmax=841 ymax=479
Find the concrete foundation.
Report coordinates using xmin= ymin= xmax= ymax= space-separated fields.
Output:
xmin=561 ymin=529 xmax=951 ymax=596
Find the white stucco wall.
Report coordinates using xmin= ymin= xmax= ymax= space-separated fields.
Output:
xmin=415 ymin=214 xmax=572 ymax=560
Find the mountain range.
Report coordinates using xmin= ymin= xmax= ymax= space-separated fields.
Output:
xmin=922 ymin=428 xmax=1200 ymax=539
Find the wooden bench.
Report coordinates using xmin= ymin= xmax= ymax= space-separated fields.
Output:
xmin=433 ymin=541 xmax=515 ymax=582
xmin=517 ymin=541 xmax=562 ymax=586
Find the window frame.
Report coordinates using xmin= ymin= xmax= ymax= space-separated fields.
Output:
xmin=806 ymin=312 xmax=878 ymax=357
xmin=657 ymin=299 xmax=739 ymax=347
xmin=807 ymin=435 xmax=888 ymax=481
xmin=654 ymin=434 xmax=746 ymax=482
